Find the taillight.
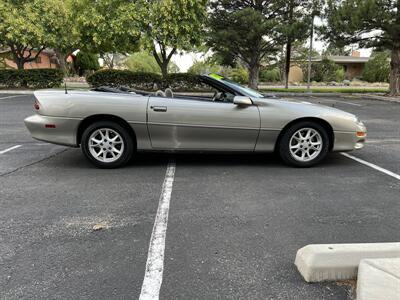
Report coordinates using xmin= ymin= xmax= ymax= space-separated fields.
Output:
xmin=34 ymin=100 xmax=40 ymax=110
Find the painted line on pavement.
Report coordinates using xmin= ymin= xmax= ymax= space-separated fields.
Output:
xmin=139 ymin=160 xmax=176 ymax=300
xmin=0 ymin=95 xmax=28 ymax=100
xmin=341 ymin=152 xmax=400 ymax=181
xmin=366 ymin=138 xmax=400 ymax=144
xmin=0 ymin=145 xmax=22 ymax=154
xmin=309 ymin=96 xmax=362 ymax=106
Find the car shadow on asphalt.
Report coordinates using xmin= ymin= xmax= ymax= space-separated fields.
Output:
xmin=51 ymin=148 xmax=356 ymax=170
xmin=131 ymin=152 xmax=354 ymax=169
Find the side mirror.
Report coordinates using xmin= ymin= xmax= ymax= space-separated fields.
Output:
xmin=233 ymin=96 xmax=253 ymax=106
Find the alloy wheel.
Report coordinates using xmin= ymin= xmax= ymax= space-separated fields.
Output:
xmin=289 ymin=128 xmax=323 ymax=162
xmin=88 ymin=128 xmax=125 ymax=163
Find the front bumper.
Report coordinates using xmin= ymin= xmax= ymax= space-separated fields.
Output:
xmin=24 ymin=114 xmax=81 ymax=147
xmin=332 ymin=122 xmax=367 ymax=152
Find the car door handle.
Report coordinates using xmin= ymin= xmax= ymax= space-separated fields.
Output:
xmin=150 ymin=106 xmax=167 ymax=112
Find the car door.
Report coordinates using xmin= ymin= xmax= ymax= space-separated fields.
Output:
xmin=147 ymin=96 xmax=260 ymax=150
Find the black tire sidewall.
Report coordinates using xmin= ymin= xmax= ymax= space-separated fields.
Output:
xmin=279 ymin=121 xmax=330 ymax=167
xmin=81 ymin=121 xmax=134 ymax=168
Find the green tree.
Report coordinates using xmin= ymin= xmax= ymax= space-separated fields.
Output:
xmin=310 ymin=57 xmax=344 ymax=82
xmin=362 ymin=52 xmax=390 ymax=83
xmin=125 ymin=51 xmax=179 ymax=73
xmin=75 ymin=51 xmax=100 ymax=76
xmin=73 ymin=0 xmax=141 ymax=69
xmin=280 ymin=0 xmax=312 ymax=89
xmin=207 ymin=1 xmax=285 ymax=89
xmin=323 ymin=42 xmax=351 ymax=56
xmin=321 ymin=0 xmax=400 ymax=95
xmin=137 ymin=0 xmax=207 ymax=78
xmin=187 ymin=60 xmax=223 ymax=75
xmin=260 ymin=68 xmax=281 ymax=82
xmin=0 ymin=0 xmax=70 ymax=69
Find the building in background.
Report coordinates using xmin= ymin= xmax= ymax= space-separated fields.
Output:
xmin=289 ymin=51 xmax=370 ymax=82
xmin=0 ymin=48 xmax=74 ymax=69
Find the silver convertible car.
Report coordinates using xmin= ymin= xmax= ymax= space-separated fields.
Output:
xmin=25 ymin=74 xmax=366 ymax=168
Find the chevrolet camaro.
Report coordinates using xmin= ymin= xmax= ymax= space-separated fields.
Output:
xmin=25 ymin=74 xmax=367 ymax=168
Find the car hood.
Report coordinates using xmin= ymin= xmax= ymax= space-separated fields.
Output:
xmin=253 ymin=97 xmax=358 ymax=121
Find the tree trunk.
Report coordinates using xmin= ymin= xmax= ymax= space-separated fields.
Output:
xmin=160 ymin=62 xmax=168 ymax=79
xmin=248 ymin=64 xmax=260 ymax=89
xmin=55 ymin=50 xmax=67 ymax=72
xmin=284 ymin=41 xmax=292 ymax=89
xmin=16 ymin=57 xmax=25 ymax=70
xmin=389 ymin=47 xmax=400 ymax=96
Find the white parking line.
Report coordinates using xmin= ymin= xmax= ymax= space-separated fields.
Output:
xmin=341 ymin=152 xmax=400 ymax=181
xmin=311 ymin=97 xmax=362 ymax=107
xmin=139 ymin=160 xmax=176 ymax=300
xmin=367 ymin=138 xmax=400 ymax=144
xmin=0 ymin=145 xmax=22 ymax=154
xmin=0 ymin=95 xmax=26 ymax=100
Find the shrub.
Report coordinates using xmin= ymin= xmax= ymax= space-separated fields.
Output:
xmin=187 ymin=60 xmax=222 ymax=75
xmin=87 ymin=70 xmax=212 ymax=91
xmin=335 ymin=68 xmax=346 ymax=82
xmin=260 ymin=68 xmax=281 ymax=82
xmin=0 ymin=69 xmax=64 ymax=89
xmin=362 ymin=52 xmax=390 ymax=83
xmin=163 ymin=73 xmax=204 ymax=90
xmin=87 ymin=69 xmax=162 ymax=90
xmin=124 ymin=51 xmax=180 ymax=74
xmin=310 ymin=58 xmax=345 ymax=82
xmin=75 ymin=51 xmax=100 ymax=76
xmin=228 ymin=67 xmax=248 ymax=84
xmin=125 ymin=52 xmax=163 ymax=74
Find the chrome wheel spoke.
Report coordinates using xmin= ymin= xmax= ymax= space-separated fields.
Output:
xmin=289 ymin=128 xmax=323 ymax=162
xmin=88 ymin=128 xmax=125 ymax=163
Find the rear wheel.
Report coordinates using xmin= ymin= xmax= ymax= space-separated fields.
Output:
xmin=278 ymin=121 xmax=330 ymax=167
xmin=81 ymin=121 xmax=134 ymax=168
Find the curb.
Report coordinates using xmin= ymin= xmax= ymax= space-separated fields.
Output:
xmin=294 ymin=243 xmax=400 ymax=282
xmin=357 ymin=258 xmax=400 ymax=300
xmin=360 ymin=94 xmax=400 ymax=104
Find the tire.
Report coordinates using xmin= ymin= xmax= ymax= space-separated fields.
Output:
xmin=278 ymin=121 xmax=330 ymax=167
xmin=81 ymin=121 xmax=134 ymax=169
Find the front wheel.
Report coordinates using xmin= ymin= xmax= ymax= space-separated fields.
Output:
xmin=278 ymin=122 xmax=330 ymax=167
xmin=81 ymin=121 xmax=134 ymax=168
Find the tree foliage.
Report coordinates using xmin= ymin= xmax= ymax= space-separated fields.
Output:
xmin=136 ymin=0 xmax=207 ymax=78
xmin=75 ymin=51 xmax=100 ymax=76
xmin=362 ymin=52 xmax=390 ymax=83
xmin=72 ymin=0 xmax=140 ymax=62
xmin=321 ymin=0 xmax=400 ymax=95
xmin=207 ymin=1 xmax=286 ymax=88
xmin=125 ymin=52 xmax=179 ymax=74
xmin=309 ymin=58 xmax=345 ymax=82
xmin=0 ymin=0 xmax=71 ymax=69
xmin=279 ymin=0 xmax=313 ymax=88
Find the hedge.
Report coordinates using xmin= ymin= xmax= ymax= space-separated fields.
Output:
xmin=0 ymin=69 xmax=64 ymax=89
xmin=87 ymin=69 xmax=207 ymax=91
xmin=87 ymin=69 xmax=163 ymax=91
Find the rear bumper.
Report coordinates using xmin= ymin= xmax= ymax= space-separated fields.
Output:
xmin=24 ymin=114 xmax=81 ymax=147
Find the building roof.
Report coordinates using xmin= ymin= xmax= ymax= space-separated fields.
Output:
xmin=312 ymin=55 xmax=370 ymax=64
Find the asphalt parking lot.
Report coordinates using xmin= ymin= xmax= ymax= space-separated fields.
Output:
xmin=1 ymin=93 xmax=399 ymax=299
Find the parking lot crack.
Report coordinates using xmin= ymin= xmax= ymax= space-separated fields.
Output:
xmin=0 ymin=149 xmax=69 ymax=177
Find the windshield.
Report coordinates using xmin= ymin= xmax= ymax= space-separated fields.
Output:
xmin=208 ymin=74 xmax=265 ymax=98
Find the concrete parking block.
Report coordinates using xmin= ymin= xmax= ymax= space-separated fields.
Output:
xmin=295 ymin=243 xmax=400 ymax=282
xmin=357 ymin=258 xmax=400 ymax=300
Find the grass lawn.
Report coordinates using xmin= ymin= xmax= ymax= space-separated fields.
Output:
xmin=260 ymin=87 xmax=388 ymax=93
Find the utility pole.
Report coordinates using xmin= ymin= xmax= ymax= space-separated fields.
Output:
xmin=307 ymin=14 xmax=315 ymax=91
